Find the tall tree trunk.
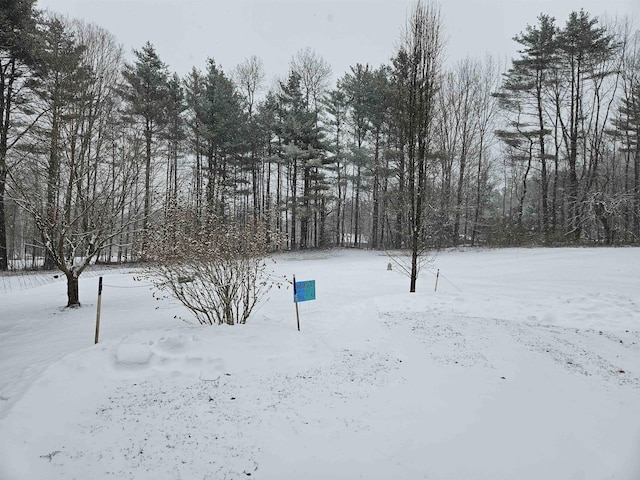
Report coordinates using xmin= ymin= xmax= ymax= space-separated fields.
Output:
xmin=353 ymin=164 xmax=361 ymax=247
xmin=395 ymin=144 xmax=405 ymax=249
xmin=143 ymin=120 xmax=152 ymax=227
xmin=44 ymin=81 xmax=61 ymax=271
xmin=518 ymin=141 xmax=534 ymax=228
xmin=536 ymin=85 xmax=549 ymax=238
xmin=567 ymin=63 xmax=581 ymax=242
xmin=141 ymin=119 xmax=153 ymax=259
xmin=300 ymin=164 xmax=310 ymax=249
xmin=371 ymin=129 xmax=381 ymax=249
xmin=0 ymin=58 xmax=15 ymax=271
xmin=0 ymin=171 xmax=7 ymax=270
xmin=290 ymin=157 xmax=297 ymax=249
xmin=335 ymin=159 xmax=342 ymax=246
xmin=472 ymin=137 xmax=484 ymax=246
xmin=634 ymin=145 xmax=640 ymax=238
xmin=453 ymin=147 xmax=467 ymax=246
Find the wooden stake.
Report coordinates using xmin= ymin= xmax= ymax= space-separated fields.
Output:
xmin=94 ymin=276 xmax=103 ymax=344
xmin=293 ymin=274 xmax=300 ymax=332
xmin=434 ymin=269 xmax=440 ymax=292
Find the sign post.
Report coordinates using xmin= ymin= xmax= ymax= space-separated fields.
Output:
xmin=293 ymin=275 xmax=316 ymax=331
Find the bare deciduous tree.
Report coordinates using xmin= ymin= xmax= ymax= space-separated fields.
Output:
xmin=394 ymin=0 xmax=444 ymax=292
xmin=291 ymin=47 xmax=332 ymax=114
xmin=233 ymin=55 xmax=265 ymax=118
xmin=9 ymin=16 xmax=140 ymax=307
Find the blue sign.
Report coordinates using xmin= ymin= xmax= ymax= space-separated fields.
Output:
xmin=294 ymin=280 xmax=316 ymax=303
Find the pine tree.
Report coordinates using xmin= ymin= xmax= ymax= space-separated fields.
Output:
xmin=556 ymin=10 xmax=617 ymax=241
xmin=615 ymin=80 xmax=640 ymax=238
xmin=324 ymin=86 xmax=348 ymax=246
xmin=275 ymin=71 xmax=323 ymax=249
xmin=163 ymin=73 xmax=186 ymax=211
xmin=290 ymin=49 xmax=332 ymax=247
xmin=368 ymin=66 xmax=391 ymax=249
xmin=200 ymin=59 xmax=246 ymax=218
xmin=0 ymin=0 xmax=39 ymax=270
xmin=184 ymin=67 xmax=206 ymax=216
xmin=29 ymin=16 xmax=90 ymax=272
xmin=254 ymin=91 xmax=280 ymax=241
xmin=514 ymin=15 xmax=558 ymax=235
xmin=122 ymin=42 xmax=169 ymax=252
xmin=497 ymin=14 xmax=558 ymax=239
xmin=341 ymin=64 xmax=373 ymax=248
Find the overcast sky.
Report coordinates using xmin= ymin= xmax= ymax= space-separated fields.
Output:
xmin=36 ymin=0 xmax=639 ymax=85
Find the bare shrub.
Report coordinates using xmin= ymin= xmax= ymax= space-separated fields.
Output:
xmin=144 ymin=208 xmax=282 ymax=325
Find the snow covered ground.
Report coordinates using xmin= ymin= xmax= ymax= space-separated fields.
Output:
xmin=0 ymin=248 xmax=639 ymax=479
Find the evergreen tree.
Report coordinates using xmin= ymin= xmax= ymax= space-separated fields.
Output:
xmin=0 ymin=0 xmax=40 ymax=270
xmin=289 ymin=50 xmax=332 ymax=247
xmin=275 ymin=71 xmax=323 ymax=249
xmin=254 ymin=91 xmax=280 ymax=239
xmin=163 ymin=73 xmax=186 ymax=210
xmin=341 ymin=64 xmax=373 ymax=247
xmin=368 ymin=66 xmax=391 ymax=249
xmin=200 ymin=59 xmax=246 ymax=218
xmin=514 ymin=15 xmax=558 ymax=236
xmin=29 ymin=16 xmax=90 ymax=271
xmin=614 ymin=79 xmax=640 ymax=239
xmin=497 ymin=14 xmax=558 ymax=239
xmin=556 ymin=10 xmax=617 ymax=241
xmin=339 ymin=64 xmax=391 ymax=248
xmin=324 ymin=86 xmax=348 ymax=246
xmin=183 ymin=67 xmax=206 ymax=215
xmin=122 ymin=41 xmax=169 ymax=250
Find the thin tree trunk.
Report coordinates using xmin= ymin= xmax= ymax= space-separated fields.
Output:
xmin=0 ymin=58 xmax=15 ymax=271
xmin=354 ymin=164 xmax=361 ymax=248
xmin=472 ymin=137 xmax=484 ymax=246
xmin=371 ymin=129 xmax=381 ymax=249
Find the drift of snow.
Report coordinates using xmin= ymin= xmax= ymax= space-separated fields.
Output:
xmin=0 ymin=248 xmax=639 ymax=479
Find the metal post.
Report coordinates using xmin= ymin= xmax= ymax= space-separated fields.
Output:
xmin=434 ymin=269 xmax=440 ymax=292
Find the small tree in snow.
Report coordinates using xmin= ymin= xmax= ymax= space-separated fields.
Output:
xmin=145 ymin=208 xmax=282 ymax=325
xmin=386 ymin=248 xmax=435 ymax=285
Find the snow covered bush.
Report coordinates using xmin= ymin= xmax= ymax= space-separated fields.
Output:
xmin=144 ymin=208 xmax=282 ymax=325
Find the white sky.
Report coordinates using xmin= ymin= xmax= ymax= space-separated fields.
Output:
xmin=36 ymin=0 xmax=640 ymax=85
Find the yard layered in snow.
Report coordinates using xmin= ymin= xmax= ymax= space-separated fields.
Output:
xmin=0 ymin=248 xmax=639 ymax=479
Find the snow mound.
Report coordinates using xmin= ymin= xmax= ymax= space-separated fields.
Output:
xmin=110 ymin=333 xmax=228 ymax=380
xmin=114 ymin=344 xmax=153 ymax=367
xmin=154 ymin=334 xmax=190 ymax=353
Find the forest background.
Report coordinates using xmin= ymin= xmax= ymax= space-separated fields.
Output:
xmin=1 ymin=0 xmax=640 ymax=300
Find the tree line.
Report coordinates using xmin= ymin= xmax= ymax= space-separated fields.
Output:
xmin=1 ymin=0 xmax=639 ymax=302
